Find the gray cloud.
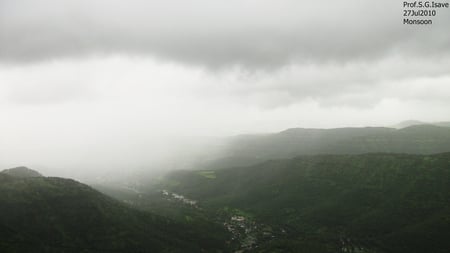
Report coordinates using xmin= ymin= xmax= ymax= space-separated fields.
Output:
xmin=198 ymin=55 xmax=450 ymax=109
xmin=2 ymin=0 xmax=450 ymax=178
xmin=1 ymin=0 xmax=449 ymax=68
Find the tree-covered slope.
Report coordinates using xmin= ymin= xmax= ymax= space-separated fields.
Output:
xmin=162 ymin=153 xmax=450 ymax=253
xmin=0 ymin=173 xmax=228 ymax=253
xmin=1 ymin=166 xmax=43 ymax=178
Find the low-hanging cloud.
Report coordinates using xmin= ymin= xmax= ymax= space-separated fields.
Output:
xmin=1 ymin=0 xmax=449 ymax=68
xmin=1 ymin=0 xmax=450 ymax=178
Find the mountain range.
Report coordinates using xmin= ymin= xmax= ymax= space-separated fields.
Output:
xmin=201 ymin=124 xmax=450 ymax=169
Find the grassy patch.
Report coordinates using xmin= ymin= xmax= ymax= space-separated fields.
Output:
xmin=197 ymin=170 xmax=216 ymax=179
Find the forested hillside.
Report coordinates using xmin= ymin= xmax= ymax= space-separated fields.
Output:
xmin=0 ymin=169 xmax=229 ymax=253
xmin=159 ymin=153 xmax=450 ymax=253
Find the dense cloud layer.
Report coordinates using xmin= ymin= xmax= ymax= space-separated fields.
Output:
xmin=1 ymin=0 xmax=450 ymax=68
xmin=1 ymin=0 xmax=449 ymax=177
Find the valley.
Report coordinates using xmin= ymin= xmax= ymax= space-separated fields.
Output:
xmin=1 ymin=124 xmax=450 ymax=253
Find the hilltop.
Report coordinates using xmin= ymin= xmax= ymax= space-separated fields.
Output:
xmin=1 ymin=166 xmax=43 ymax=178
xmin=0 ymin=169 xmax=229 ymax=253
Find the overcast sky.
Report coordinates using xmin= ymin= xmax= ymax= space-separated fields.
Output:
xmin=1 ymin=0 xmax=449 ymax=176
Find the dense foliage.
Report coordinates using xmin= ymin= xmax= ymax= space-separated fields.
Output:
xmin=0 ymin=172 xmax=229 ymax=253
xmin=162 ymin=153 xmax=450 ymax=253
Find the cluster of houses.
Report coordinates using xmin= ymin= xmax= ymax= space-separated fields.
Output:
xmin=224 ymin=215 xmax=260 ymax=252
xmin=161 ymin=190 xmax=198 ymax=206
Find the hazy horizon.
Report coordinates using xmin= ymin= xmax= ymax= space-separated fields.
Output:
xmin=1 ymin=120 xmax=449 ymax=181
xmin=1 ymin=0 xmax=449 ymax=178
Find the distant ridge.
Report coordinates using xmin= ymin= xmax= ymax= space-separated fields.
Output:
xmin=392 ymin=120 xmax=427 ymax=129
xmin=1 ymin=166 xmax=43 ymax=178
xmin=392 ymin=120 xmax=450 ymax=129
xmin=199 ymin=124 xmax=450 ymax=169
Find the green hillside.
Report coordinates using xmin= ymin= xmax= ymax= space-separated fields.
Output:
xmin=160 ymin=153 xmax=450 ymax=253
xmin=0 ymin=172 xmax=229 ymax=253
xmin=1 ymin=166 xmax=43 ymax=178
